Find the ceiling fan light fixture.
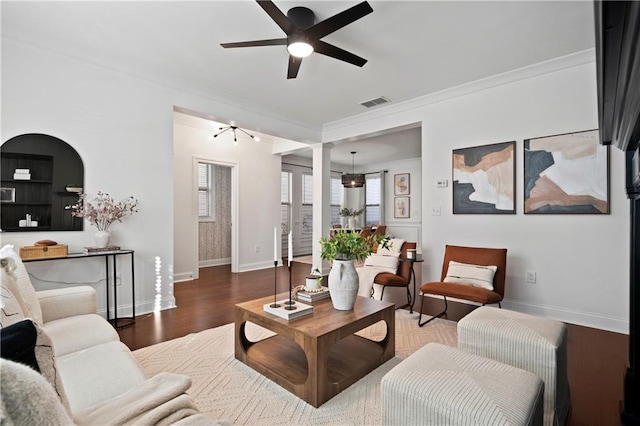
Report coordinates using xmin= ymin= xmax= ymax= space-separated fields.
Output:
xmin=220 ymin=1 xmax=373 ymax=79
xmin=287 ymin=41 xmax=314 ymax=58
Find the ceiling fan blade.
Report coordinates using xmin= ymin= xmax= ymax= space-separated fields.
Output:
xmin=304 ymin=1 xmax=373 ymax=40
xmin=221 ymin=38 xmax=287 ymax=49
xmin=287 ymin=55 xmax=302 ymax=79
xmin=257 ymin=0 xmax=294 ymax=34
xmin=313 ymin=40 xmax=367 ymax=67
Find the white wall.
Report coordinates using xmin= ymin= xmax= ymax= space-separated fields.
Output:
xmin=323 ymin=54 xmax=629 ymax=334
xmin=2 ymin=40 xmax=306 ymax=316
xmin=2 ymin=40 xmax=177 ymax=316
xmin=366 ymin=158 xmax=422 ymax=246
xmin=173 ymin=112 xmax=282 ymax=279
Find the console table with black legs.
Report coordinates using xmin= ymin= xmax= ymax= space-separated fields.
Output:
xmin=398 ymin=255 xmax=423 ymax=313
xmin=23 ymin=250 xmax=135 ymax=328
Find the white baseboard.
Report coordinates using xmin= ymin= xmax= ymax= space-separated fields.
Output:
xmin=97 ymin=296 xmax=177 ymax=319
xmin=173 ymin=272 xmax=195 ymax=283
xmin=199 ymin=258 xmax=231 ymax=268
xmin=238 ymin=261 xmax=278 ymax=272
xmin=502 ymin=299 xmax=628 ymax=335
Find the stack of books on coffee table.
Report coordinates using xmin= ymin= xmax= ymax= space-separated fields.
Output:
xmin=296 ymin=286 xmax=330 ymax=303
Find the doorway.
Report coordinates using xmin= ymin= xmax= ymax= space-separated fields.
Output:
xmin=194 ymin=158 xmax=238 ymax=275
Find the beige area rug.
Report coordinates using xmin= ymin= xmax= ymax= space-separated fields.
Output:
xmin=133 ymin=310 xmax=457 ymax=425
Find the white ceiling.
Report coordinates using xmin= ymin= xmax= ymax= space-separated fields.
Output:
xmin=1 ymin=1 xmax=595 ymax=165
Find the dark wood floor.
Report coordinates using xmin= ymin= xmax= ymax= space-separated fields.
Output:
xmin=117 ymin=264 xmax=629 ymax=426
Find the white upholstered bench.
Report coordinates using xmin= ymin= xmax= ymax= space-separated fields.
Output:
xmin=381 ymin=343 xmax=544 ymax=425
xmin=457 ymin=307 xmax=570 ymax=426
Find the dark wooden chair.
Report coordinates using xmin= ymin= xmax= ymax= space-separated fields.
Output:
xmin=373 ymin=241 xmax=417 ymax=312
xmin=359 ymin=227 xmax=373 ymax=238
xmin=373 ymin=225 xmax=387 ymax=236
xmin=418 ymin=245 xmax=507 ymax=327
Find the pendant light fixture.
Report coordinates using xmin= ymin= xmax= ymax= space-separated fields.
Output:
xmin=211 ymin=125 xmax=259 ymax=145
xmin=342 ymin=151 xmax=366 ymax=188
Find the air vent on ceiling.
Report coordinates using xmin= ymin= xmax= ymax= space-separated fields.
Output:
xmin=360 ymin=96 xmax=390 ymax=108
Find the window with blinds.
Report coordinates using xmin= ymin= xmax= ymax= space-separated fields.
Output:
xmin=301 ymin=172 xmax=313 ymax=231
xmin=198 ymin=162 xmax=214 ymax=220
xmin=365 ymin=175 xmax=381 ymax=226
xmin=281 ymin=171 xmax=292 ymax=258
xmin=281 ymin=171 xmax=291 ymax=235
xmin=330 ymin=177 xmax=342 ymax=225
xmin=302 ymin=173 xmax=313 ymax=204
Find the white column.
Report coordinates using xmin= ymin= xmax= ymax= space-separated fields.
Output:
xmin=312 ymin=143 xmax=332 ymax=274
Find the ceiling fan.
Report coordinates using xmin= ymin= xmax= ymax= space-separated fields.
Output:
xmin=220 ymin=1 xmax=373 ymax=79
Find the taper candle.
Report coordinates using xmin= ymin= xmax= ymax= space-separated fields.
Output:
xmin=274 ymin=227 xmax=278 ymax=262
xmin=288 ymin=231 xmax=293 ymax=265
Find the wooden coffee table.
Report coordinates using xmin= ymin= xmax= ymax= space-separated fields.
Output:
xmin=235 ymin=293 xmax=395 ymax=407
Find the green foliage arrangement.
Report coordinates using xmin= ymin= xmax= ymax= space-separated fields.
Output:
xmin=338 ymin=207 xmax=364 ymax=218
xmin=319 ymin=231 xmax=390 ymax=261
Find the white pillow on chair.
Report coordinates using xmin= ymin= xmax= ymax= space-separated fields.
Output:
xmin=376 ymin=239 xmax=405 ymax=257
xmin=444 ymin=261 xmax=497 ymax=290
xmin=364 ymin=254 xmax=399 ymax=271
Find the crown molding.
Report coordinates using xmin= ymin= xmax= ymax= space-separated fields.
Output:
xmin=323 ymin=49 xmax=596 ymax=138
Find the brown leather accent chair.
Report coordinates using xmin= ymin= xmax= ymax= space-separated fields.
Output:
xmin=373 ymin=241 xmax=417 ymax=312
xmin=418 ymin=245 xmax=507 ymax=327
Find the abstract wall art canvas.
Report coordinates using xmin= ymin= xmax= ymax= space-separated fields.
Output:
xmin=452 ymin=141 xmax=515 ymax=214
xmin=524 ymin=129 xmax=608 ymax=214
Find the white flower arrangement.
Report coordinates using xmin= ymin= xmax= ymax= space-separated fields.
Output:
xmin=67 ymin=191 xmax=139 ymax=231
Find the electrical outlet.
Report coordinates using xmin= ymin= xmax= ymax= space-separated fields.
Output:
xmin=254 ymin=245 xmax=260 ymax=253
xmin=431 ymin=206 xmax=441 ymax=216
xmin=115 ymin=273 xmax=122 ymax=286
xmin=526 ymin=271 xmax=537 ymax=284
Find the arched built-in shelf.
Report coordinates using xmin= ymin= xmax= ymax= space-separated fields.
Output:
xmin=1 ymin=134 xmax=84 ymax=232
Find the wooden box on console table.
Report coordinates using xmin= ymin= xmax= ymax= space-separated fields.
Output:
xmin=19 ymin=244 xmax=68 ymax=260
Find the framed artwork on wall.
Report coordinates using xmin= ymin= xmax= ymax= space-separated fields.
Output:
xmin=524 ymin=129 xmax=609 ymax=214
xmin=452 ymin=141 xmax=516 ymax=214
xmin=394 ymin=173 xmax=410 ymax=195
xmin=0 ymin=188 xmax=15 ymax=203
xmin=394 ymin=196 xmax=410 ymax=218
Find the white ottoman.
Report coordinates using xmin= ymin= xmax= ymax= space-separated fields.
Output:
xmin=381 ymin=343 xmax=544 ymax=425
xmin=458 ymin=307 xmax=569 ymax=426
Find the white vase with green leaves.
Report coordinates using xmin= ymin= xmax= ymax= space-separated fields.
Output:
xmin=319 ymin=232 xmax=389 ymax=310
xmin=339 ymin=207 xmax=364 ymax=230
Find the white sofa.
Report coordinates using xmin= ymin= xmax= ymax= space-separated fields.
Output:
xmin=0 ymin=245 xmax=218 ymax=425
